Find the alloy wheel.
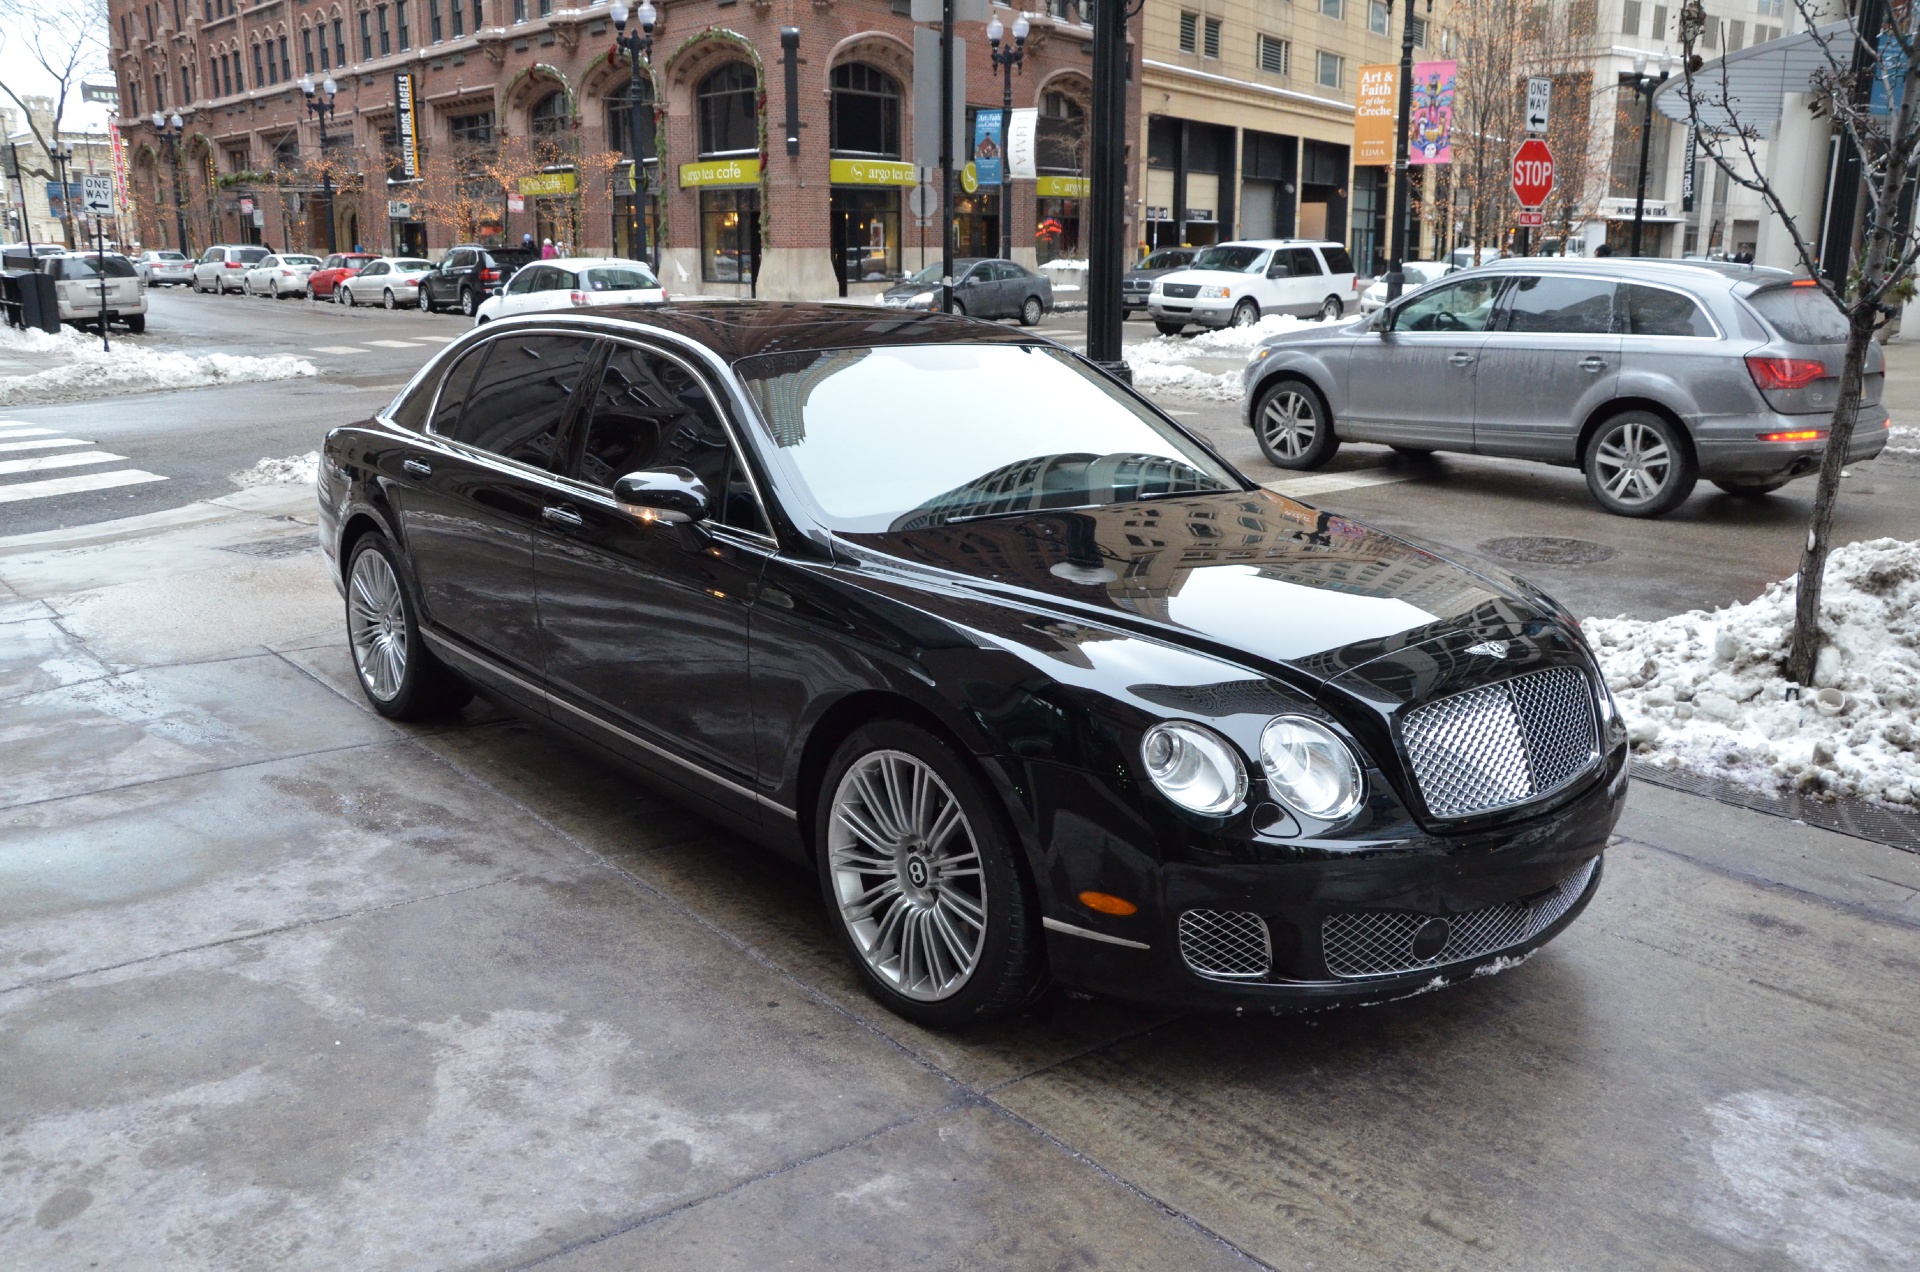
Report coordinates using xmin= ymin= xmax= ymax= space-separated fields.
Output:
xmin=1592 ymin=420 xmax=1672 ymax=507
xmin=347 ymin=548 xmax=409 ymax=703
xmin=1231 ymin=300 xmax=1259 ymax=328
xmin=1260 ymin=387 xmax=1319 ymax=461
xmin=384 ymin=289 xmax=396 ymax=309
xmin=1320 ymin=297 xmax=1343 ymax=321
xmin=827 ymin=750 xmax=988 ymax=1002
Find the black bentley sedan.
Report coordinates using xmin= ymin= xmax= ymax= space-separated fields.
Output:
xmin=318 ymin=302 xmax=1627 ymax=1026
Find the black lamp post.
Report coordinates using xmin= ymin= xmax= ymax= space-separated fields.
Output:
xmin=1383 ymin=0 xmax=1432 ymax=303
xmin=299 ymin=76 xmax=340 ymax=254
xmin=986 ymin=11 xmax=1028 ymax=263
xmin=1619 ymin=51 xmax=1674 ymax=257
xmin=609 ymin=0 xmax=658 ymax=268
xmin=50 ymin=140 xmax=77 ymax=248
xmin=151 ymin=111 xmax=190 ymax=255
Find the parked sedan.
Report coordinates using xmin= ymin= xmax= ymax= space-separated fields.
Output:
xmin=1358 ymin=260 xmax=1454 ymax=313
xmin=308 ymin=252 xmax=380 ymax=300
xmin=318 ymin=301 xmax=1623 ymax=1025
xmin=45 ymin=252 xmax=147 ymax=332
xmin=1242 ymin=258 xmax=1890 ymax=517
xmin=338 ymin=258 xmax=435 ymax=309
xmin=134 ymin=250 xmax=195 ymax=286
xmin=880 ymin=258 xmax=1052 ymax=324
xmin=192 ymin=244 xmax=269 ymax=293
xmin=473 ymin=257 xmax=665 ymax=323
xmin=243 ymin=253 xmax=324 ymax=297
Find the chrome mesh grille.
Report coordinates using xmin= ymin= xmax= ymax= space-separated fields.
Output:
xmin=1320 ymin=859 xmax=1599 ymax=979
xmin=1178 ymin=909 xmax=1272 ymax=980
xmin=1401 ymin=666 xmax=1599 ymax=818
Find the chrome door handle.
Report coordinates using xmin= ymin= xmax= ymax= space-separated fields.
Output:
xmin=541 ymin=505 xmax=583 ymax=530
xmin=1581 ymin=356 xmax=1608 ymax=372
xmin=402 ymin=458 xmax=432 ymax=478
xmin=1448 ymin=351 xmax=1475 ymax=366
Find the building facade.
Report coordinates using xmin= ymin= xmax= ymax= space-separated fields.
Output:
xmin=3 ymin=100 xmax=118 ymax=249
xmin=107 ymin=0 xmax=1138 ymax=299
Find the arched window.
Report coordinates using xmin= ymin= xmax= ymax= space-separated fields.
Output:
xmin=829 ymin=63 xmax=900 ymax=157
xmin=696 ymin=63 xmax=757 ymax=157
xmin=606 ymin=78 xmax=655 ymax=159
xmin=1037 ymin=90 xmax=1087 ymax=173
xmin=529 ymin=89 xmax=571 ymax=137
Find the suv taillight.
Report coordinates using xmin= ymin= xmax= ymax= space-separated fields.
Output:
xmin=479 ymin=267 xmax=500 ymax=283
xmin=1746 ymin=355 xmax=1827 ymax=391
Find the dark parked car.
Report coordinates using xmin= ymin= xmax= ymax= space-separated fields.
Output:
xmin=319 ymin=302 xmax=1625 ymax=1025
xmin=418 ymin=244 xmax=536 ymax=316
xmin=880 ymin=258 xmax=1052 ymax=324
xmin=1123 ymin=247 xmax=1196 ymax=314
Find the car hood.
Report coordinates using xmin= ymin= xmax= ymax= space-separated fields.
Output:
xmin=1255 ymin=316 xmax=1372 ymax=349
xmin=837 ymin=489 xmax=1570 ymax=699
xmin=883 ymin=281 xmax=939 ymax=298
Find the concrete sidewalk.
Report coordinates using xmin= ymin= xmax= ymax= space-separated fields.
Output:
xmin=3 ymin=488 xmax=1917 ymax=1269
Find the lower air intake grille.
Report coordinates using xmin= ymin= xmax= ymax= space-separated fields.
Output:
xmin=1178 ymin=909 xmax=1273 ymax=980
xmin=1320 ymin=859 xmax=1599 ymax=980
xmin=1401 ymin=666 xmax=1600 ymax=818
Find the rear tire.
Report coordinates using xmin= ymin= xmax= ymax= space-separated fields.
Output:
xmin=459 ymin=287 xmax=477 ymax=317
xmin=1712 ymin=476 xmax=1791 ymax=497
xmin=1020 ymin=294 xmax=1044 ymax=326
xmin=125 ymin=314 xmax=146 ymax=334
xmin=1319 ymin=296 xmax=1344 ymax=321
xmin=419 ymin=289 xmax=433 ymax=312
xmin=383 ymin=288 xmax=397 ymax=310
xmin=815 ymin=720 xmax=1045 ymax=1028
xmin=1253 ymin=378 xmax=1340 ymax=470
xmin=344 ymin=535 xmax=473 ymax=720
xmin=1154 ymin=320 xmax=1185 ymax=336
xmin=1584 ymin=410 xmax=1698 ymax=517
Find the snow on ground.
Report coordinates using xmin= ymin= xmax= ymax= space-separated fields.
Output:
xmin=0 ymin=324 xmax=316 ymax=405
xmin=1582 ymin=537 xmax=1920 ymax=807
xmin=1124 ymin=313 xmax=1317 ymax=367
xmin=1888 ymin=423 xmax=1920 ymax=458
xmin=1126 ymin=363 xmax=1244 ymax=401
xmin=230 ymin=451 xmax=320 ymax=488
xmin=1039 ymin=258 xmax=1088 ymax=271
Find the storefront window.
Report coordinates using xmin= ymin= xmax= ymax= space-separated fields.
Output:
xmin=831 ymin=187 xmax=900 ymax=287
xmin=949 ymin=190 xmax=999 ymax=258
xmin=702 ymin=188 xmax=759 ymax=285
xmin=1035 ymin=198 xmax=1080 ymax=264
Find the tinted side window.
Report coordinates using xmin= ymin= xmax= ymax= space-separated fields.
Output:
xmin=453 ymin=335 xmax=596 ymax=468
xmin=1622 ymin=284 xmax=1715 ymax=337
xmin=1288 ymin=248 xmax=1321 ymax=276
xmin=1502 ymin=276 xmax=1617 ymax=334
xmin=578 ymin=344 xmax=769 ymax=535
xmin=1320 ymin=246 xmax=1355 ymax=275
xmin=429 ymin=344 xmax=491 ymax=435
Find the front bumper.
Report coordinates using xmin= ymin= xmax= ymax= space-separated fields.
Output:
xmin=1148 ymin=297 xmax=1236 ymax=328
xmin=1693 ymin=410 xmax=1891 ymax=479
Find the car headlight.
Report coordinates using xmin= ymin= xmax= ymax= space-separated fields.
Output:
xmin=1199 ymin=285 xmax=1231 ymax=299
xmin=910 ymin=291 xmax=934 ymax=305
xmin=1141 ymin=722 xmax=1247 ymax=815
xmin=1259 ymin=716 xmax=1363 ymax=821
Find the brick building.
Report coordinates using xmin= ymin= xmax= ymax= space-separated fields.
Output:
xmin=109 ymin=0 xmax=1137 ymax=300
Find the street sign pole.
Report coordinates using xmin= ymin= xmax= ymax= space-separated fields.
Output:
xmin=82 ymin=173 xmax=117 ymax=352
xmin=940 ymin=0 xmax=954 ymax=314
xmin=1521 ymin=77 xmax=1551 ymax=257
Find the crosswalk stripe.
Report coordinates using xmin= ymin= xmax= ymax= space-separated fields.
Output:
xmin=0 ymin=451 xmax=126 ymax=477
xmin=410 ymin=335 xmax=457 ymax=342
xmin=309 ymin=345 xmax=366 ymax=355
xmin=1263 ymin=469 xmax=1413 ymax=499
xmin=0 ymin=426 xmax=58 ymax=439
xmin=0 ymin=437 xmax=91 ymax=453
xmin=364 ymin=339 xmax=423 ymax=348
xmin=0 ymin=469 xmax=168 ymax=504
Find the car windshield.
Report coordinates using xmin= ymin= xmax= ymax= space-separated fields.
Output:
xmin=1189 ymin=246 xmax=1266 ymax=273
xmin=1748 ymin=284 xmax=1850 ymax=343
xmin=738 ymin=343 xmax=1240 ymax=533
xmin=586 ymin=265 xmax=658 ymax=290
xmin=906 ymin=261 xmax=973 ymax=285
xmin=1141 ymin=251 xmax=1190 ymax=271
xmin=64 ymin=254 xmax=137 ymax=278
xmin=282 ymin=255 xmax=322 ymax=266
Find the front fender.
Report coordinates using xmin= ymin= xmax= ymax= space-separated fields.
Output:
xmin=1243 ymin=351 xmax=1344 ymax=434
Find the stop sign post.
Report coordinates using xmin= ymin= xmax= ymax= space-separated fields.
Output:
xmin=1511 ymin=137 xmax=1554 ymax=252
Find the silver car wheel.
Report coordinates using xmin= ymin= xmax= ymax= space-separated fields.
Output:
xmin=827 ymin=750 xmax=987 ymax=1002
xmin=1260 ymin=388 xmax=1319 ymax=460
xmin=347 ymin=549 xmax=408 ymax=703
xmin=1593 ymin=420 xmax=1672 ymax=506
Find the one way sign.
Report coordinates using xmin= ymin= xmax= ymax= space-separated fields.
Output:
xmin=1525 ymin=77 xmax=1552 ymax=134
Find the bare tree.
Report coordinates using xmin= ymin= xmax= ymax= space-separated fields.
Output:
xmin=0 ymin=0 xmax=109 ymax=242
xmin=1677 ymin=0 xmax=1920 ymax=684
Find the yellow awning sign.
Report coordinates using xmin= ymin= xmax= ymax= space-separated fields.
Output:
xmin=518 ymin=171 xmax=578 ymax=197
xmin=961 ymin=161 xmax=979 ymax=194
xmin=679 ymin=157 xmax=761 ymax=188
xmin=1035 ymin=176 xmax=1090 ymax=198
xmin=829 ymin=158 xmax=917 ymax=186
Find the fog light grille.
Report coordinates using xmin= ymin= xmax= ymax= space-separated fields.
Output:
xmin=1402 ymin=666 xmax=1599 ymax=818
xmin=1320 ymin=859 xmax=1598 ymax=980
xmin=1178 ymin=909 xmax=1272 ymax=980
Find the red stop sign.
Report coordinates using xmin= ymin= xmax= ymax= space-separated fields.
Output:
xmin=1512 ymin=138 xmax=1555 ymax=208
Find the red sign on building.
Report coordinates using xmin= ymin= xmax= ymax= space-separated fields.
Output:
xmin=1512 ymin=138 xmax=1555 ymax=208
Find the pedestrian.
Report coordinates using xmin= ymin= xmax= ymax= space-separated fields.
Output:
xmin=522 ymin=231 xmax=534 ymax=248
xmin=1594 ymin=243 xmax=1613 ymax=258
xmin=541 ymin=237 xmax=557 ymax=260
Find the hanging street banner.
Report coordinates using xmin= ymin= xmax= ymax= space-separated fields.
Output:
xmin=1681 ymin=126 xmax=1698 ymax=212
xmin=973 ymin=109 xmax=1004 ymax=186
xmin=1006 ymin=108 xmax=1038 ymax=180
xmin=1354 ymin=65 xmax=1398 ymax=166
xmin=1410 ymin=60 xmax=1457 ymax=165
xmin=394 ymin=73 xmax=422 ymax=180
xmin=108 ymin=122 xmax=132 ymax=216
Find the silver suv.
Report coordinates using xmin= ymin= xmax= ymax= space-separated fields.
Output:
xmin=1240 ymin=258 xmax=1889 ymax=516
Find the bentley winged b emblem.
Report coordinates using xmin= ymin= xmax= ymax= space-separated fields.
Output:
xmin=1465 ymin=640 xmax=1511 ymax=659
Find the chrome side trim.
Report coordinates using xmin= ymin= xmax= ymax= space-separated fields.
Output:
xmin=420 ymin=628 xmax=797 ymax=820
xmin=1042 ymin=917 xmax=1151 ymax=951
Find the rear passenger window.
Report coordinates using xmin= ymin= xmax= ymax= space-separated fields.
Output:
xmin=452 ymin=335 xmax=597 ymax=469
xmin=1622 ymin=284 xmax=1714 ymax=337
xmin=427 ymin=344 xmax=489 ymax=435
xmin=1502 ymin=276 xmax=1617 ymax=334
xmin=1288 ymin=248 xmax=1321 ymax=276
xmin=1319 ymin=246 xmax=1354 ymax=275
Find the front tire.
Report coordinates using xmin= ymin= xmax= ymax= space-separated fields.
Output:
xmin=1584 ymin=410 xmax=1697 ymax=517
xmin=1154 ymin=320 xmax=1185 ymax=336
xmin=816 ymin=721 xmax=1044 ymax=1027
xmin=1020 ymin=294 xmax=1044 ymax=326
xmin=344 ymin=535 xmax=473 ymax=720
xmin=419 ymin=289 xmax=433 ymax=312
xmin=1230 ymin=299 xmax=1261 ymax=328
xmin=1319 ymin=296 xmax=1344 ymax=321
xmin=339 ymin=286 xmax=354 ymax=307
xmin=1254 ymin=378 xmax=1340 ymax=470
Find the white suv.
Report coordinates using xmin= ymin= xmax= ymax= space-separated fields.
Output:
xmin=45 ymin=252 xmax=149 ymax=332
xmin=1148 ymin=239 xmax=1358 ymax=333
xmin=192 ymin=244 xmax=270 ymax=294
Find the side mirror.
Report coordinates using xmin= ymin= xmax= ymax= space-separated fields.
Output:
xmin=614 ymin=467 xmax=710 ymax=524
xmin=490 ymin=285 xmax=503 ymax=297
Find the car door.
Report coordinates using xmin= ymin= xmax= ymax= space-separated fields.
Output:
xmin=390 ymin=331 xmax=598 ymax=678
xmin=1287 ymin=247 xmax=1329 ymax=314
xmin=533 ymin=337 xmax=774 ymax=807
xmin=494 ymin=264 xmax=539 ymax=314
xmin=1472 ymin=274 xmax=1622 ymax=460
xmin=1344 ymin=272 xmax=1504 ymax=450
xmin=1257 ymin=249 xmax=1295 ymax=313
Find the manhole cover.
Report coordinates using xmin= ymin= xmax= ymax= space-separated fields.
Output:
xmin=1477 ymin=536 xmax=1618 ymax=565
xmin=221 ymin=537 xmax=318 ymax=560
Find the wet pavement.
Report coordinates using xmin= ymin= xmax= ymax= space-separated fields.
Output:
xmin=3 ymin=478 xmax=1919 ymax=1269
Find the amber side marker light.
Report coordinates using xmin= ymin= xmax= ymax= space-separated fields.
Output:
xmin=1078 ymin=891 xmax=1139 ymax=916
xmin=1758 ymin=429 xmax=1826 ymax=443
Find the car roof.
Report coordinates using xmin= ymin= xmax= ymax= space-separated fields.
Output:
xmin=1205 ymin=239 xmax=1343 ymax=249
xmin=1471 ymin=256 xmax=1791 ymax=287
xmin=494 ymin=300 xmax=1041 ymax=363
xmin=545 ymin=257 xmax=658 ymax=269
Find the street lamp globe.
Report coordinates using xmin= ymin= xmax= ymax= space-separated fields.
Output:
xmin=1012 ymin=13 xmax=1029 ymax=42
xmin=170 ymin=112 xmax=183 ymax=130
xmin=299 ymin=76 xmax=315 ymax=96
xmin=322 ymin=78 xmax=337 ymax=97
xmin=637 ymin=0 xmax=655 ymax=30
xmin=987 ymin=14 xmax=1004 ymax=44
xmin=609 ymin=0 xmax=628 ymax=25
xmin=1633 ymin=51 xmax=1649 ymax=78
xmin=151 ymin=111 xmax=164 ymax=130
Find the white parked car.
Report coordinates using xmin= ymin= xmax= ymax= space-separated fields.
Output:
xmin=243 ymin=253 xmax=324 ymax=297
xmin=45 ymin=252 xmax=148 ymax=332
xmin=135 ymin=249 xmax=195 ymax=286
xmin=1147 ymin=239 xmax=1359 ymax=333
xmin=1357 ymin=260 xmax=1456 ymax=313
xmin=338 ymin=258 xmax=436 ymax=309
xmin=474 ymin=257 xmax=665 ymax=324
xmin=192 ymin=244 xmax=270 ymax=293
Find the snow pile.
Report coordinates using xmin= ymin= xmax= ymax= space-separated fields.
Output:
xmin=0 ymin=324 xmax=316 ymax=405
xmin=230 ymin=451 xmax=320 ymax=488
xmin=1124 ymin=313 xmax=1317 ymax=366
xmin=1039 ymin=258 xmax=1088 ymax=271
xmin=1128 ymin=364 xmax=1243 ymax=401
xmin=1582 ymin=537 xmax=1920 ymax=807
xmin=1887 ymin=423 xmax=1919 ymax=458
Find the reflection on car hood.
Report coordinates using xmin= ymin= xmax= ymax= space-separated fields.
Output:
xmin=839 ymin=489 xmax=1555 ymax=686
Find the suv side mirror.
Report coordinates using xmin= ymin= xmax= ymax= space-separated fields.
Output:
xmin=614 ymin=467 xmax=710 ymax=524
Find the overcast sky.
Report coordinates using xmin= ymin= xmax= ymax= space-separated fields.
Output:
xmin=1 ymin=14 xmax=116 ymax=137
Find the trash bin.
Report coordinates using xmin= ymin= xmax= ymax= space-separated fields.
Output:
xmin=0 ymin=267 xmax=59 ymax=333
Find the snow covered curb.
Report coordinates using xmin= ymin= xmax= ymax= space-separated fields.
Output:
xmin=1124 ymin=313 xmax=1315 ymax=367
xmin=230 ymin=451 xmax=320 ymax=488
xmin=1582 ymin=537 xmax=1920 ymax=808
xmin=0 ymin=325 xmax=317 ymax=405
xmin=1126 ymin=363 xmax=1243 ymax=401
